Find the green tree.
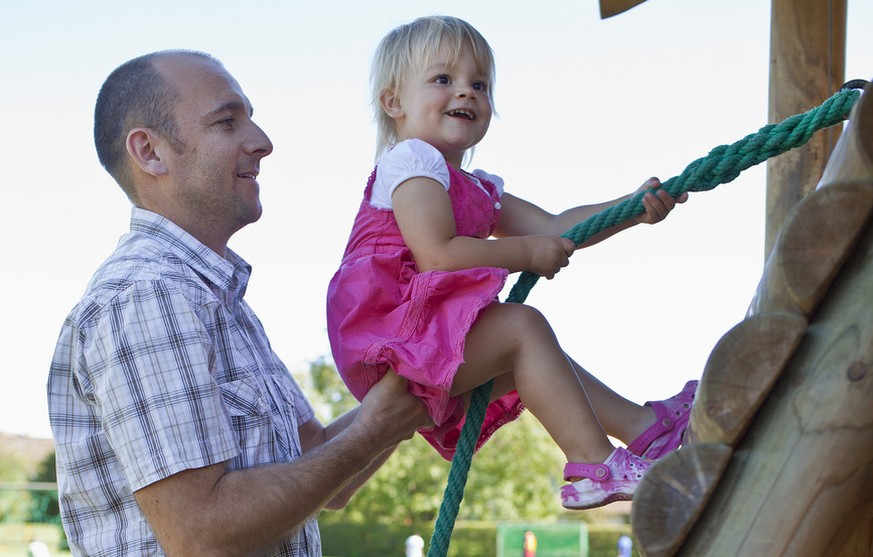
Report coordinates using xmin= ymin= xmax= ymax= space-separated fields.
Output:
xmin=294 ymin=357 xmax=358 ymax=423
xmin=305 ymin=359 xmax=565 ymax=527
xmin=462 ymin=411 xmax=565 ymax=521
xmin=0 ymin=452 xmax=31 ymax=521
xmin=29 ymin=452 xmax=60 ymax=524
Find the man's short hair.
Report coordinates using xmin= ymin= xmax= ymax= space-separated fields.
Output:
xmin=93 ymin=50 xmax=211 ymax=199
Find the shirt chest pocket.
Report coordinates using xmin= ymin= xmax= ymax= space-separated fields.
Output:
xmin=217 ymin=375 xmax=276 ymax=468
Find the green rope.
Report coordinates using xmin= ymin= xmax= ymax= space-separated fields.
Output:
xmin=426 ymin=86 xmax=861 ymax=557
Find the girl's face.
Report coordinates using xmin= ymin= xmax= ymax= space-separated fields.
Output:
xmin=383 ymin=42 xmax=492 ymax=168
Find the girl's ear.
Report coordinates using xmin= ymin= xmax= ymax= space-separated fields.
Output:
xmin=126 ymin=128 xmax=170 ymax=177
xmin=380 ymin=89 xmax=404 ymax=119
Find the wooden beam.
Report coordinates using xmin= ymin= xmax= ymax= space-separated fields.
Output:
xmin=598 ymin=0 xmax=648 ymax=19
xmin=749 ymin=181 xmax=873 ymax=317
xmin=632 ymin=87 xmax=873 ymax=556
xmin=687 ymin=312 xmax=806 ymax=447
xmin=678 ymin=206 xmax=873 ymax=556
xmin=765 ymin=0 xmax=846 ymax=258
xmin=634 ymin=181 xmax=873 ymax=557
xmin=819 ymin=81 xmax=873 ymax=187
xmin=631 ymin=444 xmax=732 ymax=557
xmin=832 ymin=499 xmax=873 ymax=556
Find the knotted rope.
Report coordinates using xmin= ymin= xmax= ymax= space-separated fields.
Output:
xmin=426 ymin=85 xmax=862 ymax=557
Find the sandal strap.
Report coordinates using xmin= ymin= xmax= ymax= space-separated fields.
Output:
xmin=564 ymin=461 xmax=611 ymax=482
xmin=626 ymin=380 xmax=697 ymax=456
xmin=625 ymin=400 xmax=675 ymax=455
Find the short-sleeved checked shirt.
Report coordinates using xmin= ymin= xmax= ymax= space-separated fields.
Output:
xmin=48 ymin=208 xmax=321 ymax=556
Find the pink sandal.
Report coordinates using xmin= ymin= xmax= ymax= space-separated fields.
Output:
xmin=626 ymin=380 xmax=697 ymax=459
xmin=561 ymin=447 xmax=652 ymax=510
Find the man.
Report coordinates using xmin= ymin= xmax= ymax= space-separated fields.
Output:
xmin=47 ymin=50 xmax=431 ymax=557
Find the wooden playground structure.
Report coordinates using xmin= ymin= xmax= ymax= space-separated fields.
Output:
xmin=595 ymin=2 xmax=872 ymax=555
xmin=630 ymin=77 xmax=873 ymax=557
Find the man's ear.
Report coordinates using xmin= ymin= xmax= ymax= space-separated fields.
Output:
xmin=126 ymin=128 xmax=169 ymax=177
xmin=379 ymin=89 xmax=404 ymax=119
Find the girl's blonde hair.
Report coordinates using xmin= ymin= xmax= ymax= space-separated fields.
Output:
xmin=370 ymin=15 xmax=496 ymax=161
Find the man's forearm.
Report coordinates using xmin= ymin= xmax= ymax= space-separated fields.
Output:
xmin=325 ymin=441 xmax=400 ymax=509
xmin=212 ymin=426 xmax=385 ymax=554
xmin=136 ymin=371 xmax=431 ymax=557
xmin=138 ymin=419 xmax=391 ymax=557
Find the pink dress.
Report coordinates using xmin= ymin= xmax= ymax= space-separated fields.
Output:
xmin=326 ymin=140 xmax=525 ymax=460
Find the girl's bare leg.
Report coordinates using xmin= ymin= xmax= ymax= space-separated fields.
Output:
xmin=566 ymin=357 xmax=656 ymax=445
xmin=452 ymin=303 xmax=614 ymax=465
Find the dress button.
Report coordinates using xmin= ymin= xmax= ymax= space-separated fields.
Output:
xmin=494 ymin=201 xmax=502 ymax=210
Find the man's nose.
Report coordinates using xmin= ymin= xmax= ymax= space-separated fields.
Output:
xmin=248 ymin=123 xmax=274 ymax=157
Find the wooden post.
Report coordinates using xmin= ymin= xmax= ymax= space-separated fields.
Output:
xmin=765 ymin=0 xmax=846 ymax=258
xmin=678 ymin=201 xmax=873 ymax=556
xmin=632 ymin=84 xmax=873 ymax=557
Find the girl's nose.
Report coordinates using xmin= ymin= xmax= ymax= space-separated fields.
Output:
xmin=455 ymin=84 xmax=476 ymax=99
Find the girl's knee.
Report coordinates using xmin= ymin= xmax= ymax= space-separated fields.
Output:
xmin=506 ymin=303 xmax=550 ymax=329
xmin=472 ymin=303 xmax=556 ymax=350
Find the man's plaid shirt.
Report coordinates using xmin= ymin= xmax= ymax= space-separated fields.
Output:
xmin=48 ymin=208 xmax=320 ymax=556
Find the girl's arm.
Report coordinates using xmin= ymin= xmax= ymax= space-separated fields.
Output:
xmin=392 ymin=176 xmax=574 ymax=278
xmin=494 ymin=177 xmax=687 ymax=249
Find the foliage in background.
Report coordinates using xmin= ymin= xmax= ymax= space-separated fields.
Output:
xmin=303 ymin=359 xmax=568 ymax=528
xmin=0 ymin=452 xmax=31 ymax=522
xmin=296 ymin=356 xmax=360 ymax=423
xmin=29 ymin=453 xmax=60 ymax=525
xmin=319 ymin=521 xmax=639 ymax=557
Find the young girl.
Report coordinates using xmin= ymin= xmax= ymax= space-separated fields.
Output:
xmin=326 ymin=15 xmax=695 ymax=510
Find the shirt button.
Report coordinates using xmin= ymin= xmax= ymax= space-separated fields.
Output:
xmin=494 ymin=202 xmax=502 ymax=210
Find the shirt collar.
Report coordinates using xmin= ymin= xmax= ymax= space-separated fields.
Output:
xmin=129 ymin=207 xmax=252 ymax=296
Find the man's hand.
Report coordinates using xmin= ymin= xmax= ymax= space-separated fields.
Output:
xmin=357 ymin=370 xmax=433 ymax=448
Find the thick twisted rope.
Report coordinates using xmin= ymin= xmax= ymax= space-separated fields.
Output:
xmin=426 ymin=86 xmax=861 ymax=557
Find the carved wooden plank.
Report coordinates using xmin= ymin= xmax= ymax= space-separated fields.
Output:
xmin=818 ymin=81 xmax=873 ymax=188
xmin=677 ymin=205 xmax=873 ymax=557
xmin=632 ymin=86 xmax=873 ymax=557
xmin=631 ymin=444 xmax=732 ymax=557
xmin=687 ymin=312 xmax=807 ymax=446
xmin=631 ymin=79 xmax=872 ymax=557
xmin=598 ymin=0 xmax=647 ymax=18
xmin=747 ymin=181 xmax=873 ymax=317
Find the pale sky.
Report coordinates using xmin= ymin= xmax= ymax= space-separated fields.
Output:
xmin=2 ymin=0 xmax=871 ymax=439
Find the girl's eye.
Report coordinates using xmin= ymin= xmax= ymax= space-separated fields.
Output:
xmin=473 ymin=81 xmax=487 ymax=91
xmin=435 ymin=75 xmax=450 ymax=85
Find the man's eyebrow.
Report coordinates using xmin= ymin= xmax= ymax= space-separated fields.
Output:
xmin=206 ymin=100 xmax=254 ymax=118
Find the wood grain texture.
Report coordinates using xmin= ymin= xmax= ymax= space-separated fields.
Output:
xmin=818 ymin=82 xmax=873 ymax=188
xmin=631 ymin=444 xmax=732 ymax=557
xmin=678 ymin=200 xmax=873 ymax=557
xmin=687 ymin=312 xmax=807 ymax=446
xmin=748 ymin=181 xmax=873 ymax=317
xmin=765 ymin=0 xmax=847 ymax=256
xmin=632 ymin=85 xmax=872 ymax=557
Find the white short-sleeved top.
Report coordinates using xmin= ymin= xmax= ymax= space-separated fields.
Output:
xmin=369 ymin=139 xmax=504 ymax=209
